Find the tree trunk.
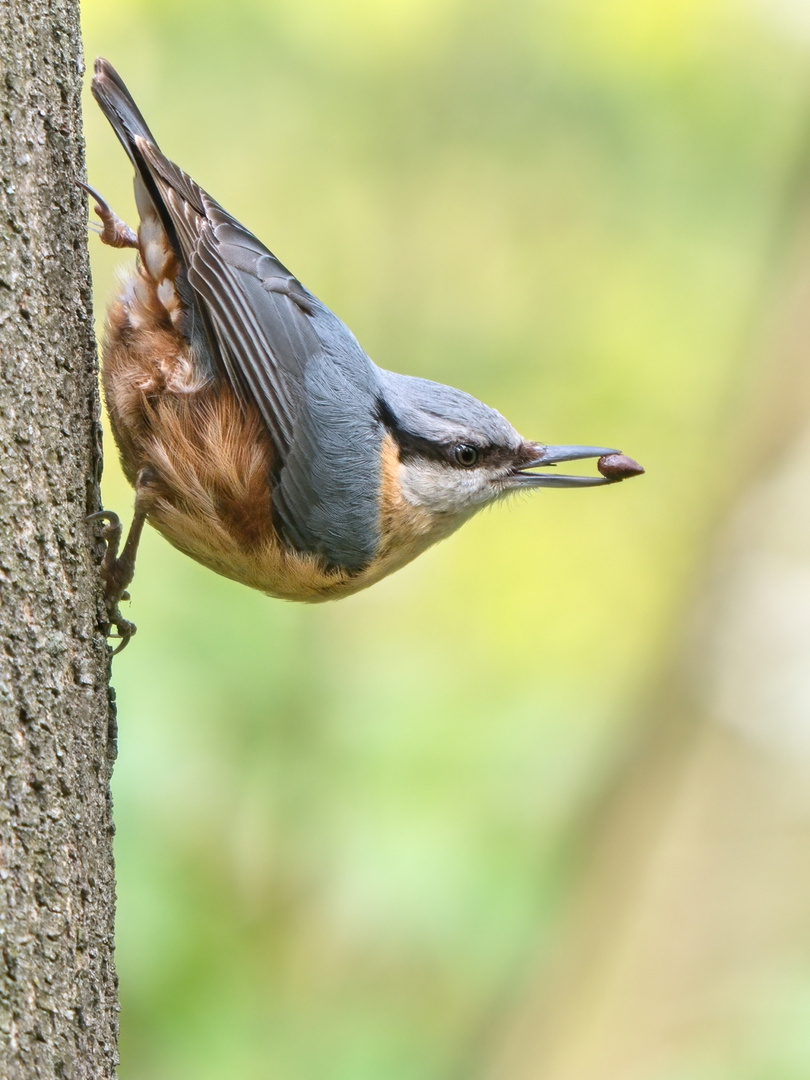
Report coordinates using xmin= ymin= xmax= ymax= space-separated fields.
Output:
xmin=0 ymin=2 xmax=118 ymax=1078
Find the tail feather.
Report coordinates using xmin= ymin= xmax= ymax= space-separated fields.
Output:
xmin=91 ymin=58 xmax=158 ymax=162
xmin=91 ymin=58 xmax=187 ymax=266
xmin=91 ymin=58 xmax=221 ymax=381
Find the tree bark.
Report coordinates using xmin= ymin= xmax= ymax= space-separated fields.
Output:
xmin=0 ymin=2 xmax=118 ymax=1078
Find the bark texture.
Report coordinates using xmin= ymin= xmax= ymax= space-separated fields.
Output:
xmin=0 ymin=2 xmax=118 ymax=1077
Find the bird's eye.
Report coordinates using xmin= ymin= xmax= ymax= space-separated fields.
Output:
xmin=453 ymin=444 xmax=480 ymax=468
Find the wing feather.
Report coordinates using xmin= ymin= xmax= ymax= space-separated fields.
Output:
xmin=138 ymin=142 xmax=314 ymax=457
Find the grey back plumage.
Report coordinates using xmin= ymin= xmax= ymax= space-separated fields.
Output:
xmin=270 ymin=307 xmax=385 ymax=570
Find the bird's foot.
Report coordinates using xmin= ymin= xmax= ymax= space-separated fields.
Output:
xmin=88 ymin=510 xmax=139 ymax=654
xmin=77 ymin=180 xmax=139 ymax=249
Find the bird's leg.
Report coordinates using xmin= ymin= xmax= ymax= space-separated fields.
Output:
xmin=88 ymin=478 xmax=150 ymax=653
xmin=77 ymin=180 xmax=139 ymax=249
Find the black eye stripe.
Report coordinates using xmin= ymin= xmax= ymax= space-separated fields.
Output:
xmin=376 ymin=397 xmax=518 ymax=470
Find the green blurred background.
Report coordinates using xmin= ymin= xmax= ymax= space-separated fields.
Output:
xmin=80 ymin=1 xmax=810 ymax=1077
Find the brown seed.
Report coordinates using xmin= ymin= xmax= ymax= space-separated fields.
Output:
xmin=597 ymin=453 xmax=645 ymax=481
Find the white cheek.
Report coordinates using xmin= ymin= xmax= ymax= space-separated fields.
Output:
xmin=399 ymin=461 xmax=491 ymax=516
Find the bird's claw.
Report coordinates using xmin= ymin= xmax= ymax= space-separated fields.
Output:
xmin=77 ymin=180 xmax=139 ymax=249
xmin=87 ymin=509 xmax=138 ymax=653
xmin=107 ymin=618 xmax=137 ymax=656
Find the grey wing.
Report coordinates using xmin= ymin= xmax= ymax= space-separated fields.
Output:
xmin=137 ymin=141 xmax=384 ymax=570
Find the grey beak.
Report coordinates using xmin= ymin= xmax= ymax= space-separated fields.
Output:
xmin=513 ymin=444 xmax=625 ymax=488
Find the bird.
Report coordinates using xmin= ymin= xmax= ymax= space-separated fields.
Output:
xmin=84 ymin=58 xmax=643 ymax=651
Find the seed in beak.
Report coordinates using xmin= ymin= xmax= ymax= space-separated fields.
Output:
xmin=597 ymin=453 xmax=645 ymax=481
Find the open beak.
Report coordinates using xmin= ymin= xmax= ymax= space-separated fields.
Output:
xmin=511 ymin=444 xmax=645 ymax=488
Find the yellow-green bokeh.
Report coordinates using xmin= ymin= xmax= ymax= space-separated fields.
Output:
xmin=80 ymin=1 xmax=810 ymax=1077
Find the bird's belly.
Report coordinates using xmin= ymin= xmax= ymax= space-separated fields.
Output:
xmin=148 ymin=491 xmax=447 ymax=603
xmin=148 ymin=504 xmax=369 ymax=602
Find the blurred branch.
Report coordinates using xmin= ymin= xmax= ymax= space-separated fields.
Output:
xmin=0 ymin=2 xmax=118 ymax=1077
xmin=479 ymin=95 xmax=810 ymax=1080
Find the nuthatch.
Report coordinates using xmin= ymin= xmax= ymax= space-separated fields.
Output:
xmin=86 ymin=59 xmax=643 ymax=651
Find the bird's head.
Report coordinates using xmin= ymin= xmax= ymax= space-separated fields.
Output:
xmin=377 ymin=370 xmax=642 ymax=527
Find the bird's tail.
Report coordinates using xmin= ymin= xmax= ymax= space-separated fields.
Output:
xmin=91 ymin=58 xmax=159 ymax=162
